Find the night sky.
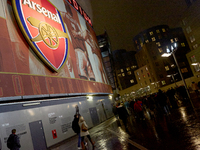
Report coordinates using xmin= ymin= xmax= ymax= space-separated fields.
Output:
xmin=91 ymin=0 xmax=188 ymax=51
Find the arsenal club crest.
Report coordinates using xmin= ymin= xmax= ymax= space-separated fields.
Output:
xmin=12 ymin=0 xmax=69 ymax=72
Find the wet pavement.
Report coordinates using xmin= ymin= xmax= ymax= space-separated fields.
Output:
xmin=49 ymin=93 xmax=200 ymax=150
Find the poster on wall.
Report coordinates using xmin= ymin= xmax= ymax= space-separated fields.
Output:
xmin=0 ymin=0 xmax=112 ymax=98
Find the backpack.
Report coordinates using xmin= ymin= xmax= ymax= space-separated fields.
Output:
xmin=7 ymin=135 xmax=15 ymax=149
xmin=72 ymin=118 xmax=80 ymax=133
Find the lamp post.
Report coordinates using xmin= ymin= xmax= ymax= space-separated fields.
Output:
xmin=162 ymin=43 xmax=195 ymax=109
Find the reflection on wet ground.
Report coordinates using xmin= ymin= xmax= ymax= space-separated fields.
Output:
xmin=50 ymin=96 xmax=200 ymax=150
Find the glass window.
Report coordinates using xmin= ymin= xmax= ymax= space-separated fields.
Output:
xmin=145 ymin=40 xmax=149 ymax=43
xmin=162 ymin=28 xmax=166 ymax=32
xmin=147 ymin=73 xmax=150 ymax=77
xmin=137 ymin=72 xmax=139 ymax=75
xmin=190 ymin=35 xmax=195 ymax=43
xmin=145 ymin=81 xmax=147 ymax=85
xmin=181 ymin=43 xmax=186 ymax=47
xmin=149 ymin=31 xmax=153 ymax=36
xmin=170 ymin=39 xmax=174 ymax=43
xmin=193 ymin=44 xmax=198 ymax=49
xmin=186 ymin=26 xmax=192 ymax=34
xmin=174 ymin=38 xmax=178 ymax=42
xmin=128 ymin=71 xmax=132 ymax=75
xmin=161 ymin=80 xmax=166 ymax=85
xmin=158 ymin=48 xmax=163 ymax=53
xmin=138 ymin=77 xmax=140 ymax=80
xmin=130 ymin=79 xmax=134 ymax=83
xmin=156 ymin=42 xmax=161 ymax=47
xmin=149 ymin=79 xmax=152 ymax=83
xmin=165 ymin=66 xmax=169 ymax=71
xmin=122 ymin=73 xmax=125 ymax=76
xmin=143 ymin=75 xmax=146 ymax=78
xmin=126 ymin=67 xmax=130 ymax=71
xmin=118 ymin=74 xmax=121 ymax=77
xmin=121 ymin=69 xmax=124 ymax=72
xmin=182 ymin=19 xmax=187 ymax=26
xmin=156 ymin=29 xmax=160 ymax=33
xmin=146 ymin=67 xmax=148 ymax=71
xmin=131 ymin=66 xmax=136 ymax=69
xmin=152 ymin=37 xmax=156 ymax=41
xmin=141 ymin=69 xmax=143 ymax=73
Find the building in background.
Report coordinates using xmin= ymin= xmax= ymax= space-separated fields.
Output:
xmin=181 ymin=0 xmax=200 ymax=79
xmin=133 ymin=25 xmax=193 ymax=89
xmin=112 ymin=49 xmax=138 ymax=90
xmin=97 ymin=31 xmax=116 ymax=90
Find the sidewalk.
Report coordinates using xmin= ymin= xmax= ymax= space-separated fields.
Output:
xmin=48 ymin=116 xmax=145 ymax=150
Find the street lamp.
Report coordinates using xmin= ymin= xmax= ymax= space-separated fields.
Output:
xmin=161 ymin=43 xmax=195 ymax=109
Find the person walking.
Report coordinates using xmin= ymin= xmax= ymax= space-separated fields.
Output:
xmin=157 ymin=89 xmax=170 ymax=115
xmin=134 ymin=99 xmax=145 ymax=120
xmin=79 ymin=116 xmax=95 ymax=149
xmin=117 ymin=102 xmax=129 ymax=127
xmin=7 ymin=129 xmax=21 ymax=150
xmin=72 ymin=113 xmax=82 ymax=149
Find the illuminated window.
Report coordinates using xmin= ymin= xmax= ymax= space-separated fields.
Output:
xmin=190 ymin=35 xmax=195 ymax=43
xmin=149 ymin=31 xmax=153 ymax=36
xmin=174 ymin=38 xmax=178 ymax=42
xmin=126 ymin=67 xmax=130 ymax=71
xmin=182 ymin=19 xmax=187 ymax=26
xmin=170 ymin=39 xmax=174 ymax=43
xmin=193 ymin=44 xmax=198 ymax=49
xmin=145 ymin=40 xmax=149 ymax=43
xmin=181 ymin=43 xmax=186 ymax=47
xmin=143 ymin=75 xmax=146 ymax=78
xmin=161 ymin=80 xmax=166 ymax=85
xmin=146 ymin=67 xmax=148 ymax=71
xmin=158 ymin=48 xmax=163 ymax=53
xmin=162 ymin=28 xmax=166 ymax=32
xmin=156 ymin=42 xmax=161 ymax=46
xmin=121 ymin=69 xmax=124 ymax=72
xmin=152 ymin=37 xmax=156 ymax=41
xmin=128 ymin=71 xmax=132 ymax=75
xmin=156 ymin=29 xmax=160 ymax=33
xmin=130 ymin=79 xmax=134 ymax=83
xmin=186 ymin=26 xmax=192 ymax=34
xmin=131 ymin=66 xmax=136 ymax=69
xmin=138 ymin=77 xmax=141 ymax=80
xmin=165 ymin=66 xmax=169 ymax=71
xmin=141 ymin=43 xmax=143 ymax=47
xmin=181 ymin=68 xmax=188 ymax=73
xmin=122 ymin=73 xmax=125 ymax=76
xmin=137 ymin=72 xmax=139 ymax=75
xmin=118 ymin=74 xmax=121 ymax=77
